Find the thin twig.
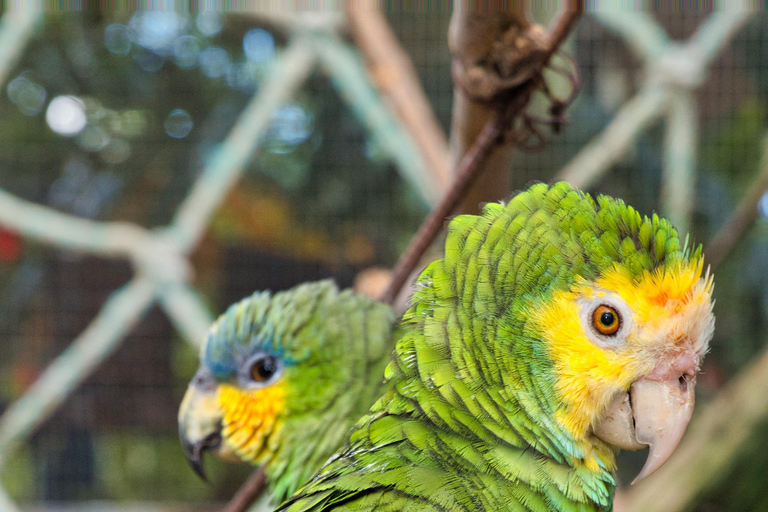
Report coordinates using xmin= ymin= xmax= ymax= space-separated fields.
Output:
xmin=380 ymin=4 xmax=582 ymax=305
xmin=380 ymin=109 xmax=508 ymax=304
xmin=221 ymin=467 xmax=268 ymax=512
xmin=547 ymin=0 xmax=584 ymax=50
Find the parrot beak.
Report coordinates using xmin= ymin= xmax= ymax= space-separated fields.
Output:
xmin=593 ymin=354 xmax=697 ymax=484
xmin=178 ymin=368 xmax=223 ymax=482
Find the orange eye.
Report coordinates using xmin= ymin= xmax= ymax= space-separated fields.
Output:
xmin=592 ymin=305 xmax=620 ymax=336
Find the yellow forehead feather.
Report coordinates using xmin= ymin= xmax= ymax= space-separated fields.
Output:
xmin=590 ymin=259 xmax=711 ymax=307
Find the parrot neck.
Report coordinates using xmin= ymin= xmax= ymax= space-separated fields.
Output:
xmin=372 ymin=298 xmax=616 ymax=510
xmin=266 ymin=366 xmax=391 ymax=504
xmin=266 ymin=409 xmax=356 ymax=504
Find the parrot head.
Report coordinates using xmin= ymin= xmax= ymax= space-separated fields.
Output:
xmin=530 ymin=250 xmax=713 ymax=481
xmin=178 ymin=280 xmax=394 ymax=501
xmin=410 ymin=182 xmax=714 ymax=486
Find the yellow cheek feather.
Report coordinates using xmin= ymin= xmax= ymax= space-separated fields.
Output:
xmin=533 ymin=260 xmax=713 ymax=468
xmin=537 ymin=292 xmax=637 ymax=441
xmin=217 ymin=380 xmax=286 ymax=465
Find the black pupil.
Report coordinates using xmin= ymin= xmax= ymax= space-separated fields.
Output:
xmin=600 ymin=311 xmax=615 ymax=326
xmin=253 ymin=357 xmax=277 ymax=381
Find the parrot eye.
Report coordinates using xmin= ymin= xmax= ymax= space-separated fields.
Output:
xmin=592 ymin=305 xmax=621 ymax=336
xmin=241 ymin=353 xmax=282 ymax=386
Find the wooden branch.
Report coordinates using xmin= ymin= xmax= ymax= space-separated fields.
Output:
xmin=381 ymin=3 xmax=582 ymax=305
xmin=447 ymin=8 xmax=539 ymax=215
xmin=449 ymin=2 xmax=581 ymax=215
xmin=347 ymin=3 xmax=452 ymax=195
xmin=221 ymin=467 xmax=267 ymax=512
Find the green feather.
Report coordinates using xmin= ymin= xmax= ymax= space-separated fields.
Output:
xmin=187 ymin=280 xmax=396 ymax=505
xmin=280 ymin=182 xmax=697 ymax=511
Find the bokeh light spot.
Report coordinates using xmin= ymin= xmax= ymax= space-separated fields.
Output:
xmin=133 ymin=49 xmax=165 ymax=73
xmin=100 ymin=138 xmax=132 ymax=164
xmin=164 ymin=109 xmax=193 ymax=139
xmin=266 ymin=104 xmax=313 ymax=154
xmin=104 ymin=24 xmax=132 ymax=56
xmin=196 ymin=11 xmax=222 ymax=37
xmin=243 ymin=28 xmax=275 ymax=63
xmin=7 ymin=74 xmax=46 ymax=116
xmin=173 ymin=35 xmax=201 ymax=68
xmin=46 ymin=96 xmax=87 ymax=136
xmin=77 ymin=125 xmax=110 ymax=152
xmin=199 ymin=46 xmax=229 ymax=78
xmin=758 ymin=191 xmax=768 ymax=220
xmin=129 ymin=11 xmax=183 ymax=53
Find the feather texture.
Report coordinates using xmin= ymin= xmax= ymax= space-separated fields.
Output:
xmin=279 ymin=182 xmax=713 ymax=512
xmin=182 ymin=280 xmax=396 ymax=504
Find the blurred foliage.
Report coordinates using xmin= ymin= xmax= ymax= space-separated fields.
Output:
xmin=0 ymin=9 xmax=765 ymax=511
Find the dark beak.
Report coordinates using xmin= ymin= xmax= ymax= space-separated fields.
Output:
xmin=180 ymin=429 xmax=222 ymax=481
xmin=178 ymin=368 xmax=223 ymax=482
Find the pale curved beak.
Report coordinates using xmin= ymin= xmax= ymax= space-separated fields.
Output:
xmin=629 ymin=376 xmax=695 ymax=482
xmin=593 ymin=364 xmax=696 ymax=484
xmin=178 ymin=368 xmax=223 ymax=481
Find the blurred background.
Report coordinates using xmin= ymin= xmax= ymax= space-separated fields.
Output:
xmin=0 ymin=8 xmax=765 ymax=512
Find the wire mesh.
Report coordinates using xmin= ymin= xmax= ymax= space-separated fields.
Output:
xmin=0 ymin=9 xmax=764 ymax=512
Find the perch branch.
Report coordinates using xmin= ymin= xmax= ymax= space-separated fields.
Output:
xmin=380 ymin=3 xmax=583 ymax=305
xmin=221 ymin=468 xmax=268 ymax=512
xmin=447 ymin=7 xmax=539 ymax=215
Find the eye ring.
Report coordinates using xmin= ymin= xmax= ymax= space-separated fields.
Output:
xmin=249 ymin=354 xmax=281 ymax=384
xmin=592 ymin=304 xmax=621 ymax=336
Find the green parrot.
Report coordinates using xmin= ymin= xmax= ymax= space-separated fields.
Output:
xmin=178 ymin=280 xmax=396 ymax=505
xmin=278 ymin=182 xmax=715 ymax=511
